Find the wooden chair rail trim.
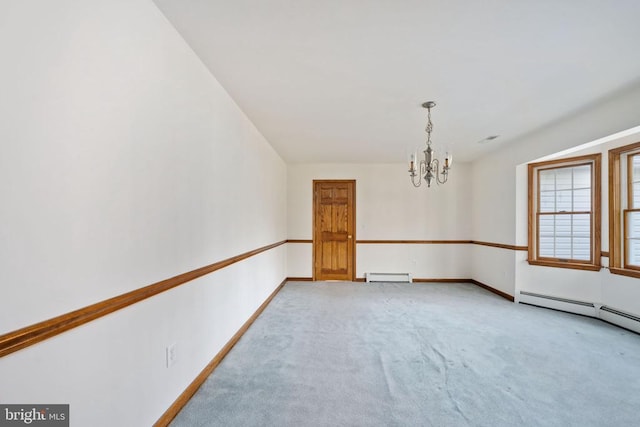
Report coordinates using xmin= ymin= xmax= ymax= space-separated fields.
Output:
xmin=471 ymin=241 xmax=528 ymax=251
xmin=0 ymin=240 xmax=287 ymax=359
xmin=154 ymin=278 xmax=287 ymax=426
xmin=288 ymin=239 xmax=526 ymax=250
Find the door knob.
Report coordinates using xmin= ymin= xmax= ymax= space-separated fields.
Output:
xmin=348 ymin=235 xmax=352 ymax=239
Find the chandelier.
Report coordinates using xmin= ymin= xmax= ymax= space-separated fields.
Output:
xmin=409 ymin=101 xmax=452 ymax=187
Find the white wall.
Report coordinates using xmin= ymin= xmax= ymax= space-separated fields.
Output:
xmin=471 ymin=79 xmax=640 ymax=314
xmin=287 ymin=163 xmax=472 ymax=279
xmin=0 ymin=1 xmax=286 ymax=425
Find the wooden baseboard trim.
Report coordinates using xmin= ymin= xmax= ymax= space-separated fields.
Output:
xmin=356 ymin=239 xmax=472 ymax=244
xmin=154 ymin=278 xmax=287 ymax=427
xmin=0 ymin=240 xmax=287 ymax=359
xmin=413 ymin=278 xmax=471 ymax=283
xmin=468 ymin=279 xmax=515 ymax=302
xmin=288 ymin=277 xmax=514 ymax=302
xmin=410 ymin=278 xmax=514 ymax=301
xmin=296 ymin=276 xmax=514 ymax=303
xmin=155 ymin=276 xmax=512 ymax=425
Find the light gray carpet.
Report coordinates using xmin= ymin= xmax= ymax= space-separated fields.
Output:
xmin=170 ymin=282 xmax=640 ymax=427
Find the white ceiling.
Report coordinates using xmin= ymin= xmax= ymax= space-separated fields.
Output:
xmin=153 ymin=0 xmax=640 ymax=163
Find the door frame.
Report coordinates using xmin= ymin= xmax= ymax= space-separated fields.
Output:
xmin=312 ymin=179 xmax=356 ymax=281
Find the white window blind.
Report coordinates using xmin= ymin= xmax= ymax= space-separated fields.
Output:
xmin=538 ymin=164 xmax=591 ymax=261
xmin=625 ymin=155 xmax=640 ymax=266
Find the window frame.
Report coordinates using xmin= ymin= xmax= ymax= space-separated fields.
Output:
xmin=528 ymin=154 xmax=601 ymax=271
xmin=609 ymin=141 xmax=640 ymax=278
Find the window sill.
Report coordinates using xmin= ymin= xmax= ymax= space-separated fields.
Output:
xmin=609 ymin=267 xmax=640 ymax=279
xmin=527 ymin=260 xmax=601 ymax=271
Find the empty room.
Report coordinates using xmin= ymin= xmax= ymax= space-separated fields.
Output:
xmin=1 ymin=1 xmax=640 ymax=426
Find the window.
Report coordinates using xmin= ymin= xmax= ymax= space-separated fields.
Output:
xmin=609 ymin=141 xmax=640 ymax=277
xmin=625 ymin=153 xmax=640 ymax=267
xmin=528 ymin=154 xmax=601 ymax=270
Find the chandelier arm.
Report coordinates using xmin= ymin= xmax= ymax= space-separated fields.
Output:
xmin=410 ymin=170 xmax=422 ymax=187
xmin=440 ymin=166 xmax=449 ymax=184
xmin=431 ymin=159 xmax=447 ymax=185
xmin=410 ymin=159 xmax=425 ymax=187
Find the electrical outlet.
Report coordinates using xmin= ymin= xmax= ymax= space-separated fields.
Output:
xmin=166 ymin=343 xmax=177 ymax=368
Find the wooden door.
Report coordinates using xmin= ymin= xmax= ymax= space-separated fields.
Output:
xmin=313 ymin=180 xmax=355 ymax=281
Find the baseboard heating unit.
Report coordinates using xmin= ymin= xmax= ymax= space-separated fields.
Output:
xmin=519 ymin=291 xmax=640 ymax=334
xmin=518 ymin=291 xmax=597 ymax=317
xmin=599 ymin=306 xmax=640 ymax=334
xmin=365 ymin=272 xmax=412 ymax=283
